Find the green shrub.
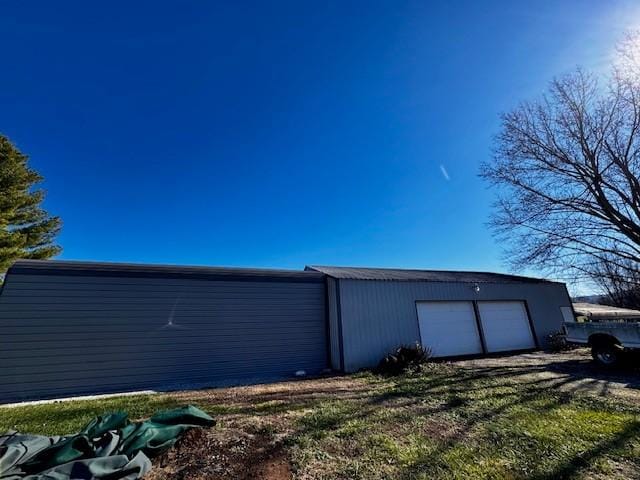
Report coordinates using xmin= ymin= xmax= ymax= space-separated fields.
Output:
xmin=376 ymin=343 xmax=432 ymax=376
xmin=545 ymin=330 xmax=573 ymax=352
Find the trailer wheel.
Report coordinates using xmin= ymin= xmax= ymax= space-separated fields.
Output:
xmin=591 ymin=343 xmax=622 ymax=367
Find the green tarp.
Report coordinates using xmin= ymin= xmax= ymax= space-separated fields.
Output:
xmin=0 ymin=405 xmax=214 ymax=479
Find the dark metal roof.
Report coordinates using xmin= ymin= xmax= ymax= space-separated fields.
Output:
xmin=305 ymin=265 xmax=558 ymax=284
xmin=7 ymin=260 xmax=558 ymax=285
xmin=8 ymin=260 xmax=325 ymax=283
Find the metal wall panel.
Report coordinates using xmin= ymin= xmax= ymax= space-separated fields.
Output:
xmin=0 ymin=272 xmax=328 ymax=403
xmin=325 ymin=277 xmax=342 ymax=370
xmin=336 ymin=280 xmax=571 ymax=372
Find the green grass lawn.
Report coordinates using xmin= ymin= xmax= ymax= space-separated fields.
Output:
xmin=2 ymin=358 xmax=639 ymax=479
xmin=0 ymin=394 xmax=181 ymax=435
xmin=288 ymin=365 xmax=640 ymax=479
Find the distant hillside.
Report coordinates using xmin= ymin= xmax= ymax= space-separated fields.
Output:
xmin=573 ymin=294 xmax=606 ymax=304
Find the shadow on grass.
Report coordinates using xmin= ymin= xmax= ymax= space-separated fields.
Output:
xmin=7 ymin=353 xmax=639 ymax=478
xmin=284 ymin=357 xmax=640 ymax=479
xmin=529 ymin=420 xmax=640 ymax=480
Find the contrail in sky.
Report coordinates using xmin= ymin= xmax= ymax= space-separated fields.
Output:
xmin=439 ymin=164 xmax=450 ymax=181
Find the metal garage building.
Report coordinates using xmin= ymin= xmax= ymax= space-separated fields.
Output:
xmin=0 ymin=260 xmax=572 ymax=403
xmin=0 ymin=260 xmax=328 ymax=403
xmin=306 ymin=266 xmax=573 ymax=372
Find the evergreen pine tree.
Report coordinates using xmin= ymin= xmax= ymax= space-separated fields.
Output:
xmin=0 ymin=134 xmax=61 ymax=274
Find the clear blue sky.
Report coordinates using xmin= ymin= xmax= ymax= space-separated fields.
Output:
xmin=2 ymin=1 xmax=639 ymax=277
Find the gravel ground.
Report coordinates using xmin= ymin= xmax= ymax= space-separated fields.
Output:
xmin=456 ymin=348 xmax=640 ymax=401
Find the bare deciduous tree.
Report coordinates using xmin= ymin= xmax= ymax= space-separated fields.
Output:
xmin=593 ymin=256 xmax=640 ymax=309
xmin=480 ymin=34 xmax=640 ymax=294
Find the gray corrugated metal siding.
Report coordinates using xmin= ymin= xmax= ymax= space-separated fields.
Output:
xmin=336 ymin=279 xmax=572 ymax=372
xmin=1 ymin=260 xmax=575 ymax=401
xmin=0 ymin=265 xmax=327 ymax=403
xmin=325 ymin=277 xmax=342 ymax=370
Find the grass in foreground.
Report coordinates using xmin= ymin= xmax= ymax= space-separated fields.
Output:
xmin=2 ymin=359 xmax=639 ymax=479
xmin=0 ymin=394 xmax=180 ymax=435
xmin=288 ymin=364 xmax=640 ymax=480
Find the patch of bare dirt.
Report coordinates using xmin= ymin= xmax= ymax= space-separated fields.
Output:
xmin=146 ymin=376 xmax=376 ymax=479
xmin=171 ymin=376 xmax=375 ymax=410
xmin=146 ymin=427 xmax=292 ymax=480
xmin=420 ymin=416 xmax=466 ymax=442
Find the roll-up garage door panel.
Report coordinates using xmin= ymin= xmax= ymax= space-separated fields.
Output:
xmin=478 ymin=301 xmax=535 ymax=352
xmin=417 ymin=301 xmax=483 ymax=357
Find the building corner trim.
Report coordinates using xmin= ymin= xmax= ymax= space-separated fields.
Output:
xmin=335 ymin=279 xmax=346 ymax=372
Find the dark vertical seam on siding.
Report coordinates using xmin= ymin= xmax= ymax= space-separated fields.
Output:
xmin=323 ymin=277 xmax=331 ymax=370
xmin=335 ymin=279 xmax=345 ymax=372
xmin=522 ymin=300 xmax=540 ymax=349
xmin=472 ymin=301 xmax=488 ymax=354
xmin=413 ymin=301 xmax=422 ymax=345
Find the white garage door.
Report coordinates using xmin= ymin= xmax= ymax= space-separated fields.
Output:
xmin=416 ymin=301 xmax=483 ymax=357
xmin=478 ymin=301 xmax=536 ymax=352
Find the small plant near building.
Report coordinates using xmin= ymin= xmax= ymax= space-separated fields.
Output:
xmin=545 ymin=330 xmax=574 ymax=352
xmin=375 ymin=343 xmax=432 ymax=376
